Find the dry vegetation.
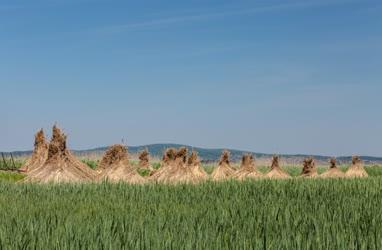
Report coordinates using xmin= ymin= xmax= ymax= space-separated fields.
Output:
xmin=320 ymin=158 xmax=346 ymax=178
xmin=150 ymin=147 xmax=201 ymax=184
xmin=210 ymin=150 xmax=235 ymax=181
xmin=233 ymin=154 xmax=263 ymax=180
xmin=98 ymin=144 xmax=146 ymax=184
xmin=23 ymin=126 xmax=96 ymax=183
xmin=12 ymin=125 xmax=371 ymax=184
xmin=345 ymin=156 xmax=369 ymax=178
xmin=18 ymin=129 xmax=48 ymax=173
xmin=138 ymin=148 xmax=153 ymax=171
xmin=265 ymin=156 xmax=291 ymax=179
xmin=188 ymin=150 xmax=208 ymax=180
xmin=300 ymin=157 xmax=318 ymax=178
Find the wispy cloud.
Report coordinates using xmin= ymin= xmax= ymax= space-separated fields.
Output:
xmin=95 ymin=0 xmax=360 ymax=34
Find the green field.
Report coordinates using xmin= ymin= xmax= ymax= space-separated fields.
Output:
xmin=0 ymin=166 xmax=381 ymax=249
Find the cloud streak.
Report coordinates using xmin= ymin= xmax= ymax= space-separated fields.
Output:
xmin=95 ymin=0 xmax=360 ymax=34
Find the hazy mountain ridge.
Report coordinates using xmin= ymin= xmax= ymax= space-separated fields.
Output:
xmin=2 ymin=143 xmax=382 ymax=164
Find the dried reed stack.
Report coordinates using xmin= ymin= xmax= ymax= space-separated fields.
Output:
xmin=265 ymin=155 xmax=290 ymax=179
xmin=300 ymin=158 xmax=318 ymax=177
xmin=188 ymin=150 xmax=208 ymax=180
xmin=98 ymin=144 xmax=146 ymax=184
xmin=211 ymin=150 xmax=235 ymax=181
xmin=138 ymin=148 xmax=153 ymax=171
xmin=24 ymin=125 xmax=96 ymax=183
xmin=345 ymin=156 xmax=368 ymax=178
xmin=150 ymin=148 xmax=177 ymax=179
xmin=19 ymin=129 xmax=48 ymax=173
xmin=97 ymin=144 xmax=128 ymax=171
xmin=176 ymin=147 xmax=188 ymax=164
xmin=320 ymin=158 xmax=345 ymax=178
xmin=234 ymin=154 xmax=263 ymax=180
xmin=151 ymin=147 xmax=199 ymax=184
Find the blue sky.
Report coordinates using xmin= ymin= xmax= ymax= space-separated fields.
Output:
xmin=1 ymin=0 xmax=381 ymax=156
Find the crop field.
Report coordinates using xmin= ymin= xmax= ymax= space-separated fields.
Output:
xmin=0 ymin=166 xmax=381 ymax=249
xmin=1 ymin=127 xmax=380 ymax=249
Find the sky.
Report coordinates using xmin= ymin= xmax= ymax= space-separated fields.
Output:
xmin=1 ymin=0 xmax=381 ymax=156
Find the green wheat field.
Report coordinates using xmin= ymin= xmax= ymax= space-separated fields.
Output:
xmin=0 ymin=163 xmax=382 ymax=249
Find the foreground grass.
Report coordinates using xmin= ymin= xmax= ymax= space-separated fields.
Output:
xmin=1 ymin=177 xmax=382 ymax=249
xmin=0 ymin=171 xmax=25 ymax=182
xmin=0 ymin=159 xmax=23 ymax=171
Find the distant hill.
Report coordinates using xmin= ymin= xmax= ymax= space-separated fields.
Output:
xmin=2 ymin=143 xmax=382 ymax=164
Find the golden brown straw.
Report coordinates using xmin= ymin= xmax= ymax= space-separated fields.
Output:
xmin=211 ymin=150 xmax=235 ymax=181
xmin=300 ymin=158 xmax=318 ymax=177
xmin=265 ymin=155 xmax=290 ymax=179
xmin=234 ymin=154 xmax=263 ymax=180
xmin=24 ymin=125 xmax=96 ymax=183
xmin=151 ymin=147 xmax=200 ymax=184
xmin=98 ymin=144 xmax=146 ymax=184
xmin=19 ymin=129 xmax=48 ymax=173
xmin=97 ymin=144 xmax=128 ymax=172
xmin=345 ymin=156 xmax=368 ymax=178
xmin=138 ymin=148 xmax=153 ymax=171
xmin=320 ymin=158 xmax=345 ymax=178
xmin=188 ymin=150 xmax=208 ymax=180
